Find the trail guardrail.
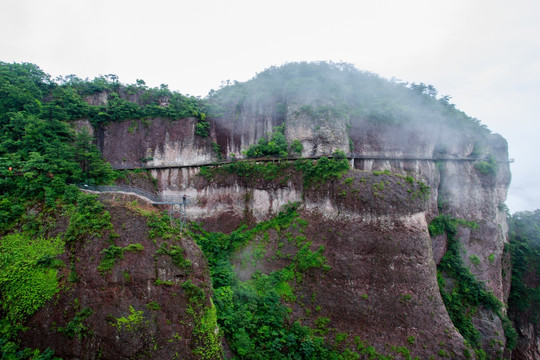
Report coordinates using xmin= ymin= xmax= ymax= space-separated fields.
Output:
xmin=78 ymin=185 xmax=189 ymax=205
xmin=110 ymin=154 xmax=513 ymax=171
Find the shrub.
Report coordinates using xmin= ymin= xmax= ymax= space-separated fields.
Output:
xmin=289 ymin=139 xmax=303 ymax=155
xmin=146 ymin=301 xmax=161 ymax=310
xmin=57 ymin=308 xmax=93 ymax=340
xmin=474 ymin=155 xmax=498 ymax=176
xmin=111 ymin=306 xmax=148 ymax=332
xmin=0 ymin=234 xmax=64 ymax=322
xmin=295 ymin=150 xmax=350 ymax=186
xmin=97 ymin=243 xmax=144 ymax=274
xmin=469 ymin=255 xmax=481 ymax=266
xmin=195 ymin=120 xmax=210 ymax=137
xmin=244 ymin=125 xmax=288 ymax=158
xmin=157 ymin=243 xmax=192 ymax=270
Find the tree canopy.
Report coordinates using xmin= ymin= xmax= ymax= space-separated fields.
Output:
xmin=508 ymin=210 xmax=540 ymax=318
xmin=209 ymin=61 xmax=490 ymax=135
xmin=0 ymin=62 xmax=116 ymax=231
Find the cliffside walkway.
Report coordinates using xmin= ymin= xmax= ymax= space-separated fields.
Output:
xmin=78 ymin=185 xmax=189 ymax=226
xmin=79 ymin=185 xmax=189 ymax=205
xmin=111 ymin=154 xmax=514 ymax=171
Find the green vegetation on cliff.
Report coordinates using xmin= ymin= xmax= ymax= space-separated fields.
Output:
xmin=43 ymin=73 xmax=209 ymax=128
xmin=199 ymin=150 xmax=350 ymax=188
xmin=210 ymin=61 xmax=490 ymax=135
xmin=243 ymin=125 xmax=303 ymax=158
xmin=1 ymin=61 xmax=210 ymax=133
xmin=0 ymin=62 xmax=117 ymax=233
xmin=0 ymin=62 xmax=120 ymax=359
xmin=0 ymin=191 xmax=118 ymax=358
xmin=134 ymin=210 xmax=221 ymax=359
xmin=188 ymin=204 xmax=341 ymax=359
xmin=0 ymin=60 xmax=515 ymax=359
xmin=508 ymin=210 xmax=540 ymax=322
xmin=0 ymin=234 xmax=64 ymax=322
xmin=190 ymin=203 xmax=426 ymax=360
xmin=430 ymin=215 xmax=517 ymax=358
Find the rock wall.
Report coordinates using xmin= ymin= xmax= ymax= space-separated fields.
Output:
xmin=211 ymin=103 xmax=350 ymax=158
xmin=154 ymin=167 xmax=470 ymax=358
xmin=512 ymin=313 xmax=540 ymax=360
xmin=97 ymin=117 xmax=217 ymax=168
xmin=20 ymin=196 xmax=219 ymax=360
xmin=96 ymin=104 xmax=512 ymax=357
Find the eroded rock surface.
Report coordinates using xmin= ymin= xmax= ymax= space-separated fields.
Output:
xmin=21 ymin=195 xmax=219 ymax=360
xmin=86 ymin=69 xmax=516 ymax=358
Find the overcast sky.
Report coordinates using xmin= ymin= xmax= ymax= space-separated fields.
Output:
xmin=1 ymin=0 xmax=539 ymax=213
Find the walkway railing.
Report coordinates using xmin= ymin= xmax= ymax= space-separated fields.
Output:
xmin=110 ymin=154 xmax=514 ymax=171
xmin=78 ymin=184 xmax=190 ymax=228
xmin=79 ymin=185 xmax=189 ymax=205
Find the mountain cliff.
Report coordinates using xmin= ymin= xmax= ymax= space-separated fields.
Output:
xmin=89 ymin=62 xmax=513 ymax=359
xmin=0 ymin=61 xmax=532 ymax=359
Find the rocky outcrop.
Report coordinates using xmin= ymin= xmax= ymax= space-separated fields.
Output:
xmin=93 ymin=83 xmax=512 ymax=357
xmin=20 ymin=195 xmax=220 ymax=360
xmin=97 ymin=117 xmax=217 ymax=169
xmin=512 ymin=315 xmax=540 ymax=360
xmin=161 ymin=167 xmax=471 ymax=358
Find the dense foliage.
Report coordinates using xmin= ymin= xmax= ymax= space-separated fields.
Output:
xmin=1 ymin=61 xmax=209 ymax=133
xmin=199 ymin=151 xmax=350 ymax=188
xmin=430 ymin=215 xmax=517 ymax=357
xmin=0 ymin=62 xmax=122 ymax=358
xmin=0 ymin=234 xmax=64 ymax=322
xmin=508 ymin=210 xmax=540 ymax=319
xmin=0 ymin=62 xmax=116 ymax=232
xmin=244 ymin=125 xmax=303 ymax=158
xmin=210 ymin=61 xmax=490 ymax=135
xmin=189 ymin=205 xmax=345 ymax=359
xmin=45 ymin=73 xmax=209 ymax=128
xmin=474 ymin=155 xmax=498 ymax=177
xmin=294 ymin=151 xmax=350 ymax=186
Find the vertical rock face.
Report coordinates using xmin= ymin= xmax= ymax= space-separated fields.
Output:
xmin=95 ymin=64 xmax=514 ymax=357
xmin=173 ymin=168 xmax=471 ymax=358
xmin=438 ymin=134 xmax=511 ymax=298
xmin=98 ymin=105 xmax=512 ymax=356
xmin=512 ymin=314 xmax=540 ymax=360
xmin=284 ymin=104 xmax=350 ymax=157
xmin=211 ymin=102 xmax=280 ymax=157
xmin=20 ymin=195 xmax=220 ymax=360
xmin=210 ymin=103 xmax=349 ymax=159
xmin=97 ymin=117 xmax=216 ymax=168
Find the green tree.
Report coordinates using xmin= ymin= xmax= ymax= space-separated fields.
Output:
xmin=508 ymin=210 xmax=540 ymax=317
xmin=73 ymin=129 xmax=114 ymax=184
xmin=0 ymin=62 xmax=51 ymax=125
xmin=245 ymin=125 xmax=289 ymax=158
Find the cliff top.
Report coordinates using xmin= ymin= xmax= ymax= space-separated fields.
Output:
xmin=209 ymin=61 xmax=491 ymax=137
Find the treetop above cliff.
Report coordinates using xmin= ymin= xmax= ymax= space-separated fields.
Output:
xmin=1 ymin=60 xmax=491 ymax=137
xmin=0 ymin=61 xmax=209 ymax=128
xmin=209 ymin=61 xmax=490 ymax=136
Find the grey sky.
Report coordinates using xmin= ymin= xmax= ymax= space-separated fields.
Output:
xmin=1 ymin=0 xmax=538 ymax=213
